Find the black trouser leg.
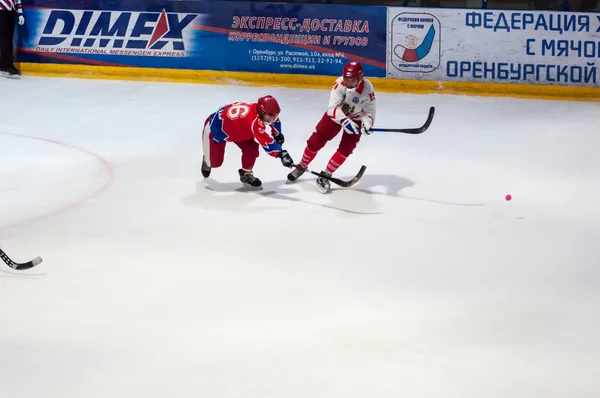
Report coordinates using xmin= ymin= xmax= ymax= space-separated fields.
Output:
xmin=0 ymin=11 xmax=16 ymax=69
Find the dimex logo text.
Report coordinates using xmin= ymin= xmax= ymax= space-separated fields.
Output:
xmin=35 ymin=9 xmax=198 ymax=57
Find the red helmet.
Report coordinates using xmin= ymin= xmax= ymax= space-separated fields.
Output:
xmin=343 ymin=61 xmax=364 ymax=81
xmin=257 ymin=95 xmax=280 ymax=117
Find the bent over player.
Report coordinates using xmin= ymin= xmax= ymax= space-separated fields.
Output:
xmin=201 ymin=95 xmax=294 ymax=188
xmin=287 ymin=61 xmax=376 ymax=193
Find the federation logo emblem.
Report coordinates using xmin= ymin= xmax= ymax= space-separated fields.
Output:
xmin=389 ymin=12 xmax=441 ymax=73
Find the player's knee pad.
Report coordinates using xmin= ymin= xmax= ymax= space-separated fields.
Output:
xmin=307 ymin=132 xmax=327 ymax=152
xmin=243 ymin=142 xmax=259 ymax=157
xmin=337 ymin=138 xmax=359 ymax=157
xmin=208 ymin=140 xmax=226 ymax=168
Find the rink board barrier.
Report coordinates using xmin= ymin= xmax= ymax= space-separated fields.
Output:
xmin=15 ymin=1 xmax=600 ymax=101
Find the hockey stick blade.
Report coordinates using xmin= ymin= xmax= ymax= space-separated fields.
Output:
xmin=371 ymin=106 xmax=435 ymax=134
xmin=0 ymin=249 xmax=43 ymax=271
xmin=307 ymin=165 xmax=367 ymax=188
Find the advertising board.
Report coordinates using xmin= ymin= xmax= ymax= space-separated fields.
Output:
xmin=18 ymin=0 xmax=387 ymax=77
xmin=387 ymin=7 xmax=599 ymax=87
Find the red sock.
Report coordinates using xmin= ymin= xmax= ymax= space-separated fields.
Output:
xmin=326 ymin=151 xmax=347 ymax=173
xmin=300 ymin=147 xmax=317 ymax=168
xmin=241 ymin=153 xmax=257 ymax=170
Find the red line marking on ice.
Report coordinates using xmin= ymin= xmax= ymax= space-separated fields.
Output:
xmin=0 ymin=132 xmax=115 ymax=229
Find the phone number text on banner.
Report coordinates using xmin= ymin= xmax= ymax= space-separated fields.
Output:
xmin=386 ymin=7 xmax=599 ymax=87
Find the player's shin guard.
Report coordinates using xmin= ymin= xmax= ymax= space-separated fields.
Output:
xmin=325 ymin=151 xmax=347 ymax=174
xmin=299 ymin=147 xmax=318 ymax=168
xmin=240 ymin=148 xmax=258 ymax=171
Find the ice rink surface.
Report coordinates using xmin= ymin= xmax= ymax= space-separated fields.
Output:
xmin=1 ymin=76 xmax=599 ymax=398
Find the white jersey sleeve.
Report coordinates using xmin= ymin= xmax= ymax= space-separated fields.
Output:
xmin=326 ymin=76 xmax=376 ymax=127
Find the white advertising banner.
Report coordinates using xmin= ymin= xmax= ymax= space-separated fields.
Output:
xmin=386 ymin=7 xmax=600 ymax=87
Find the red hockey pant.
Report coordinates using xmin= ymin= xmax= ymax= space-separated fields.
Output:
xmin=306 ymin=112 xmax=362 ymax=156
xmin=202 ymin=119 xmax=259 ymax=170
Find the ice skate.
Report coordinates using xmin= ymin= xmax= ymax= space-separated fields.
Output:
xmin=239 ymin=169 xmax=262 ymax=188
xmin=315 ymin=171 xmax=332 ymax=194
xmin=0 ymin=66 xmax=21 ymax=79
xmin=201 ymin=156 xmax=211 ymax=178
xmin=287 ymin=165 xmax=306 ymax=183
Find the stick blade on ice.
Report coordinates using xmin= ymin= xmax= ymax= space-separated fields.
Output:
xmin=1 ymin=248 xmax=44 ymax=270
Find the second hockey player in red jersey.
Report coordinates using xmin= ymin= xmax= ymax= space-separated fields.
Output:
xmin=201 ymin=95 xmax=294 ymax=188
xmin=287 ymin=61 xmax=376 ymax=193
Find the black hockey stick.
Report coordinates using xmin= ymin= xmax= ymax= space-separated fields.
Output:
xmin=0 ymin=248 xmax=43 ymax=270
xmin=370 ymin=106 xmax=435 ymax=134
xmin=305 ymin=165 xmax=367 ymax=188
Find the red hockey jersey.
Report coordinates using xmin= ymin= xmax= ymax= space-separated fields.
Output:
xmin=207 ymin=102 xmax=282 ymax=156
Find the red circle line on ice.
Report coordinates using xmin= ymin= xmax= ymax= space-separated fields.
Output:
xmin=0 ymin=132 xmax=115 ymax=229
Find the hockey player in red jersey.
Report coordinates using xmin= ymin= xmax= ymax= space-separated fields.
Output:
xmin=201 ymin=95 xmax=294 ymax=188
xmin=287 ymin=61 xmax=376 ymax=193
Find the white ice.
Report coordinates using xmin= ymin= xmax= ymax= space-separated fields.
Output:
xmin=1 ymin=76 xmax=599 ymax=398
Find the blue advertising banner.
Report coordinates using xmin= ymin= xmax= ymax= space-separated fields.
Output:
xmin=17 ymin=0 xmax=387 ymax=77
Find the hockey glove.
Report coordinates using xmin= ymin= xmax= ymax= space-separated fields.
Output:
xmin=341 ymin=118 xmax=359 ymax=135
xmin=278 ymin=150 xmax=294 ymax=168
xmin=273 ymin=132 xmax=285 ymax=145
xmin=360 ymin=118 xmax=373 ymax=135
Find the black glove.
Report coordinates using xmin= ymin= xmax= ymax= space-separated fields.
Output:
xmin=273 ymin=132 xmax=285 ymax=145
xmin=278 ymin=150 xmax=294 ymax=168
